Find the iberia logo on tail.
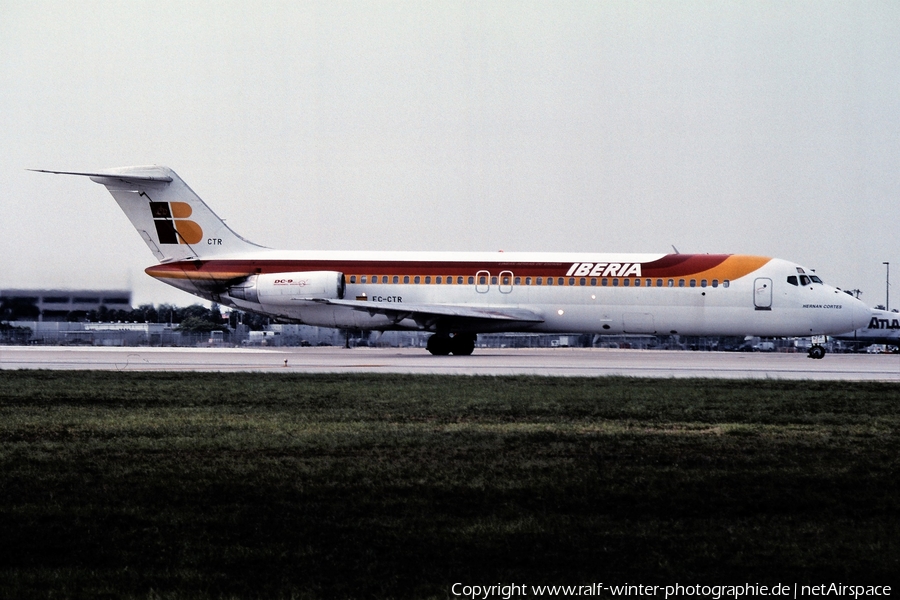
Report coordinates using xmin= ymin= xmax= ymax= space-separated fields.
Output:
xmin=150 ymin=201 xmax=203 ymax=244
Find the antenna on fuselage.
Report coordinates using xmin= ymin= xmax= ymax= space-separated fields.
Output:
xmin=671 ymin=245 xmax=680 ymax=254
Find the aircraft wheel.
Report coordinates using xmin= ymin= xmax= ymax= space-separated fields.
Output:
xmin=807 ymin=345 xmax=826 ymax=359
xmin=450 ymin=333 xmax=477 ymax=356
xmin=427 ymin=333 xmax=452 ymax=355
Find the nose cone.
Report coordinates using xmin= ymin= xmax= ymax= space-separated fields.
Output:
xmin=815 ymin=287 xmax=871 ymax=335
xmin=847 ymin=295 xmax=873 ymax=331
xmin=833 ymin=291 xmax=872 ymax=333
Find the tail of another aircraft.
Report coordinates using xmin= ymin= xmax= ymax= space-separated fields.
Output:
xmin=33 ymin=165 xmax=265 ymax=262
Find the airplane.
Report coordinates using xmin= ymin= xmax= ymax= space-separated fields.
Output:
xmin=33 ymin=165 xmax=871 ymax=358
xmin=832 ymin=308 xmax=900 ymax=350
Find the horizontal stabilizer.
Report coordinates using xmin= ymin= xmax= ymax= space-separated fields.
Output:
xmin=29 ymin=168 xmax=173 ymax=183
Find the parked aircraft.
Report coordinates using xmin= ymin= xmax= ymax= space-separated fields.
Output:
xmin=833 ymin=308 xmax=900 ymax=348
xmin=35 ymin=166 xmax=871 ymax=357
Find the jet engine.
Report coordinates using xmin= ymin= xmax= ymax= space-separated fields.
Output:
xmin=228 ymin=271 xmax=345 ymax=304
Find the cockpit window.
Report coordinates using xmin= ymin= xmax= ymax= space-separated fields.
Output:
xmin=793 ymin=266 xmax=823 ymax=284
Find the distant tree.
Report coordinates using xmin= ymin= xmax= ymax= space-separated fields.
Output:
xmin=182 ymin=304 xmax=214 ymax=321
xmin=0 ymin=321 xmax=32 ymax=343
xmin=0 ymin=297 xmax=40 ymax=321
xmin=134 ymin=304 xmax=159 ymax=323
xmin=157 ymin=304 xmax=178 ymax=324
xmin=227 ymin=308 xmax=270 ymax=330
xmin=209 ymin=302 xmax=222 ymax=323
xmin=175 ymin=316 xmax=228 ymax=333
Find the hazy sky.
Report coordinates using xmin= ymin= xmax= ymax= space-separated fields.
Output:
xmin=2 ymin=1 xmax=899 ymax=307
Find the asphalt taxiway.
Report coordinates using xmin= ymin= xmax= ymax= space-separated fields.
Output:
xmin=2 ymin=346 xmax=900 ymax=380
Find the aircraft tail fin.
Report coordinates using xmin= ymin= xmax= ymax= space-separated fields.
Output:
xmin=32 ymin=166 xmax=265 ymax=262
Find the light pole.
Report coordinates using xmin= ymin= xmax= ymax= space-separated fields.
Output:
xmin=884 ymin=262 xmax=890 ymax=312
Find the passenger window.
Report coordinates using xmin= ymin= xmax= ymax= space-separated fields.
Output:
xmin=491 ymin=276 xmax=498 ymax=285
xmin=435 ymin=276 xmax=441 ymax=284
xmin=656 ymin=279 xmax=663 ymax=287
xmin=514 ymin=277 xmax=521 ymax=285
xmin=467 ymin=276 xmax=474 ymax=284
xmin=393 ymin=275 xmax=399 ymax=284
xmin=712 ymin=279 xmax=718 ymax=288
xmin=700 ymin=280 xmax=707 ymax=288
xmin=536 ymin=277 xmax=543 ymax=285
xmin=558 ymin=278 xmax=564 ymax=286
xmin=602 ymin=278 xmax=608 ymax=286
xmin=404 ymin=276 xmax=411 ymax=284
xmin=623 ymin=278 xmax=630 ymax=287
xmin=634 ymin=278 xmax=641 ymax=287
xmin=590 ymin=278 xmax=597 ymax=286
xmin=458 ymin=276 xmax=465 ymax=284
xmin=547 ymin=277 xmax=553 ymax=285
xmin=579 ymin=278 xmax=585 ymax=286
xmin=350 ymin=275 xmax=357 ymax=284
xmin=425 ymin=276 xmax=431 ymax=284
xmin=613 ymin=278 xmax=619 ymax=287
xmin=787 ymin=276 xmax=798 ymax=286
xmin=526 ymin=277 xmax=532 ymax=285
xmin=667 ymin=279 xmax=674 ymax=287
xmin=690 ymin=280 xmax=696 ymax=287
xmin=479 ymin=276 xmax=487 ymax=285
xmin=678 ymin=279 xmax=685 ymax=287
xmin=723 ymin=280 xmax=730 ymax=288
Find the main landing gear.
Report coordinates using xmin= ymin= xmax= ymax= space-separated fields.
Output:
xmin=426 ymin=333 xmax=477 ymax=356
xmin=807 ymin=345 xmax=826 ymax=360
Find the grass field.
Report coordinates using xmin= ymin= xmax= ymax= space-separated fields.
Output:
xmin=0 ymin=371 xmax=898 ymax=599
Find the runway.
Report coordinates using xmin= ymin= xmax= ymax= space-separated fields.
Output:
xmin=3 ymin=345 xmax=900 ymax=379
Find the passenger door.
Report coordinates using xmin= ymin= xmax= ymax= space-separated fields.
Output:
xmin=754 ymin=278 xmax=772 ymax=311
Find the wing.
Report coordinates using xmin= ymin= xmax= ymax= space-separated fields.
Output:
xmin=310 ymin=298 xmax=544 ymax=333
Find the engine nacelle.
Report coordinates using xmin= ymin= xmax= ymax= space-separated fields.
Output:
xmin=229 ymin=271 xmax=345 ymax=304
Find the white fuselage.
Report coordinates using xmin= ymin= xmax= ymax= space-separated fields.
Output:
xmin=148 ymin=250 xmax=870 ymax=338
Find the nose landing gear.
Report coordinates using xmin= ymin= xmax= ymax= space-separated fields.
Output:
xmin=807 ymin=345 xmax=826 ymax=359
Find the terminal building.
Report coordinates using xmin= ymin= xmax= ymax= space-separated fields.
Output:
xmin=0 ymin=289 xmax=132 ymax=321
